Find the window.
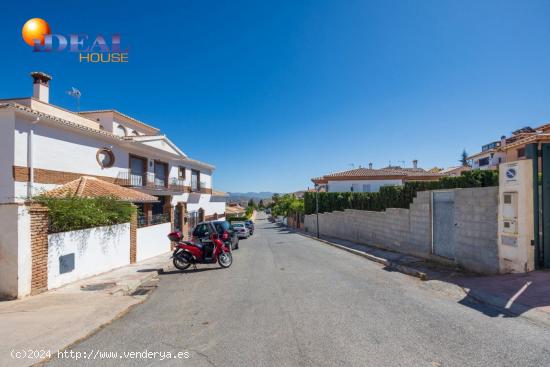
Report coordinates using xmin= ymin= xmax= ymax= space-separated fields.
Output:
xmin=129 ymin=155 xmax=146 ymax=186
xmin=193 ymin=223 xmax=209 ymax=238
xmin=478 ymin=157 xmax=490 ymax=166
xmin=517 ymin=148 xmax=526 ymax=158
xmin=191 ymin=170 xmax=200 ymax=191
xmin=115 ymin=124 xmax=127 ymax=136
xmin=362 ymin=184 xmax=371 ymax=192
xmin=96 ymin=148 xmax=115 ymax=168
xmin=178 ymin=166 xmax=186 ymax=179
xmin=154 ymin=161 xmax=168 ymax=187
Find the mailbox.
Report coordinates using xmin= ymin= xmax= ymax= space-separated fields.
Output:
xmin=502 ymin=192 xmax=518 ymax=234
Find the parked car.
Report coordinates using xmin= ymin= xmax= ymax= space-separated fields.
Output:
xmin=192 ymin=220 xmax=239 ymax=250
xmin=244 ymin=220 xmax=255 ymax=235
xmin=231 ymin=222 xmax=250 ymax=238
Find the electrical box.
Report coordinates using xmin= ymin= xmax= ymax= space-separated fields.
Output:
xmin=502 ymin=192 xmax=518 ymax=234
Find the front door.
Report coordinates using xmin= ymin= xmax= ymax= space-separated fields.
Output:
xmin=432 ymin=191 xmax=456 ymax=259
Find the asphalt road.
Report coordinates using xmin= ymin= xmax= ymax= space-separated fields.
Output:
xmin=48 ymin=213 xmax=550 ymax=366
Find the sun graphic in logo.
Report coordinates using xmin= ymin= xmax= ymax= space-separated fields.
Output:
xmin=22 ymin=18 xmax=51 ymax=47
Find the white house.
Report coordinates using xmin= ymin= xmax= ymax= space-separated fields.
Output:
xmin=0 ymin=72 xmax=226 ymax=227
xmin=0 ymin=72 xmax=227 ymax=298
xmin=311 ymin=161 xmax=441 ymax=193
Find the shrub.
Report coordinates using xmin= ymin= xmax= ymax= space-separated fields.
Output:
xmin=304 ymin=169 xmax=498 ymax=215
xmin=34 ymin=195 xmax=136 ymax=233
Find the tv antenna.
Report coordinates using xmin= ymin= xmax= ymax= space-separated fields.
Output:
xmin=67 ymin=87 xmax=81 ymax=111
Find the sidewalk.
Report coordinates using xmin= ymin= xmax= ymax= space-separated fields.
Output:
xmin=288 ymin=226 xmax=550 ymax=327
xmin=0 ymin=253 xmax=171 ymax=367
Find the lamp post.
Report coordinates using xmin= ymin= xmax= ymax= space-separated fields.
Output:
xmin=315 ymin=183 xmax=325 ymax=238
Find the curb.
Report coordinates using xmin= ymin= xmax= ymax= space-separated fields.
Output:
xmin=294 ymin=230 xmax=428 ymax=281
xmin=462 ymin=288 xmax=550 ymax=328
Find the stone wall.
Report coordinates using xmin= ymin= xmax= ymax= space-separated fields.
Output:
xmin=304 ymin=187 xmax=500 ymax=274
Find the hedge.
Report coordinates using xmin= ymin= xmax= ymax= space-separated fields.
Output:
xmin=34 ymin=195 xmax=136 ymax=233
xmin=304 ymin=169 xmax=498 ymax=215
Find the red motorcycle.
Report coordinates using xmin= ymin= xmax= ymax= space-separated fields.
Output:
xmin=168 ymin=231 xmax=233 ymax=270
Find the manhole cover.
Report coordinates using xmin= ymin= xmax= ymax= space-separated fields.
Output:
xmin=81 ymin=282 xmax=116 ymax=291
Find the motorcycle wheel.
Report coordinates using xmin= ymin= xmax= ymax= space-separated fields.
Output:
xmin=218 ymin=252 xmax=233 ymax=268
xmin=173 ymin=253 xmax=191 ymax=270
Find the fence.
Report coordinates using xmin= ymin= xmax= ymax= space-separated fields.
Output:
xmin=304 ymin=187 xmax=500 ymax=274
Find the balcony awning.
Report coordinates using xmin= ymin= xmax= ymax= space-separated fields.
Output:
xmin=43 ymin=176 xmax=159 ymax=203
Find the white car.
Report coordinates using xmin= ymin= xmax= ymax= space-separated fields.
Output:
xmin=231 ymin=222 xmax=250 ymax=238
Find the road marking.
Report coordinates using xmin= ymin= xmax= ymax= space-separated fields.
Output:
xmin=505 ymin=281 xmax=532 ymax=309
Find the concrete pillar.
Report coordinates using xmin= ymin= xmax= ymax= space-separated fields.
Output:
xmin=143 ymin=203 xmax=153 ymax=226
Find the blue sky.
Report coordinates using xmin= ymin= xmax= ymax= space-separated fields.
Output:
xmin=2 ymin=0 xmax=550 ymax=193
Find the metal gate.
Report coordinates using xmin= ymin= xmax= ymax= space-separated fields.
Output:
xmin=186 ymin=211 xmax=199 ymax=238
xmin=432 ymin=191 xmax=456 ymax=259
xmin=174 ymin=205 xmax=182 ymax=232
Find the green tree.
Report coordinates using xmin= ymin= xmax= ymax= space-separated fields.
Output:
xmin=460 ymin=149 xmax=470 ymax=167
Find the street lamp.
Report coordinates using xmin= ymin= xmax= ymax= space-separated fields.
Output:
xmin=314 ymin=183 xmax=326 ymax=238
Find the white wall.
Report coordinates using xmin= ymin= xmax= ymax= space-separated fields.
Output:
xmin=182 ymin=194 xmax=226 ymax=216
xmin=17 ymin=205 xmax=32 ymax=297
xmin=0 ymin=204 xmax=31 ymax=299
xmin=0 ymin=110 xmax=15 ymax=203
xmin=327 ymin=179 xmax=403 ymax=193
xmin=47 ymin=223 xmax=130 ymax=290
xmin=136 ymin=222 xmax=172 ymax=261
xmin=0 ymin=205 xmax=22 ymax=298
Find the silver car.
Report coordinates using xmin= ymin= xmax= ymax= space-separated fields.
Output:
xmin=231 ymin=222 xmax=250 ymax=238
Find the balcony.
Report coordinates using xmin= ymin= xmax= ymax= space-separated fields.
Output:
xmin=116 ymin=170 xmax=186 ymax=193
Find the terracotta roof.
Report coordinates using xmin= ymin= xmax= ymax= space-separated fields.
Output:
xmin=44 ymin=176 xmax=158 ymax=203
xmin=225 ymin=205 xmax=246 ymax=214
xmin=0 ymin=102 xmax=122 ymax=140
xmin=212 ymin=190 xmax=228 ymax=196
xmin=312 ymin=167 xmax=441 ymax=182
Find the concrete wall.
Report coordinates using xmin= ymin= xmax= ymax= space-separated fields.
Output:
xmin=136 ymin=222 xmax=171 ymax=261
xmin=304 ymin=187 xmax=500 ymax=274
xmin=497 ymin=160 xmax=534 ymax=273
xmin=47 ymin=223 xmax=130 ymax=290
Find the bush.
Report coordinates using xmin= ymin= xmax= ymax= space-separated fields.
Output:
xmin=34 ymin=195 xmax=136 ymax=233
xmin=304 ymin=170 xmax=498 ymax=215
xmin=227 ymin=215 xmax=251 ymax=222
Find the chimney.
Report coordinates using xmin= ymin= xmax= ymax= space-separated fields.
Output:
xmin=30 ymin=71 xmax=52 ymax=103
xmin=412 ymin=159 xmax=418 ymax=169
xmin=368 ymin=162 xmax=373 ymax=169
xmin=500 ymin=135 xmax=506 ymax=147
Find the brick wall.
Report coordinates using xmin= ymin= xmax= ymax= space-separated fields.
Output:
xmin=29 ymin=204 xmax=49 ymax=294
xmin=304 ymin=187 xmax=499 ymax=274
xmin=130 ymin=210 xmax=137 ymax=263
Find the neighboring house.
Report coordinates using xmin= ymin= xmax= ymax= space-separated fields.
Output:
xmin=226 ymin=203 xmax=246 ymax=217
xmin=311 ymin=161 xmax=441 ymax=193
xmin=467 ymin=140 xmax=507 ymax=170
xmin=467 ymin=125 xmax=549 ymax=169
xmin=437 ymin=166 xmax=471 ymax=177
xmin=0 ymin=72 xmax=226 ymax=236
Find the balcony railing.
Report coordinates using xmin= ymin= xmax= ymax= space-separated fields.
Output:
xmin=116 ymin=171 xmax=155 ymax=187
xmin=168 ymin=177 xmax=185 ymax=192
xmin=137 ymin=213 xmax=170 ymax=228
xmin=116 ymin=170 xmax=207 ymax=194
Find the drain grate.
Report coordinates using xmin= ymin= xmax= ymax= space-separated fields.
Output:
xmin=81 ymin=282 xmax=116 ymax=291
